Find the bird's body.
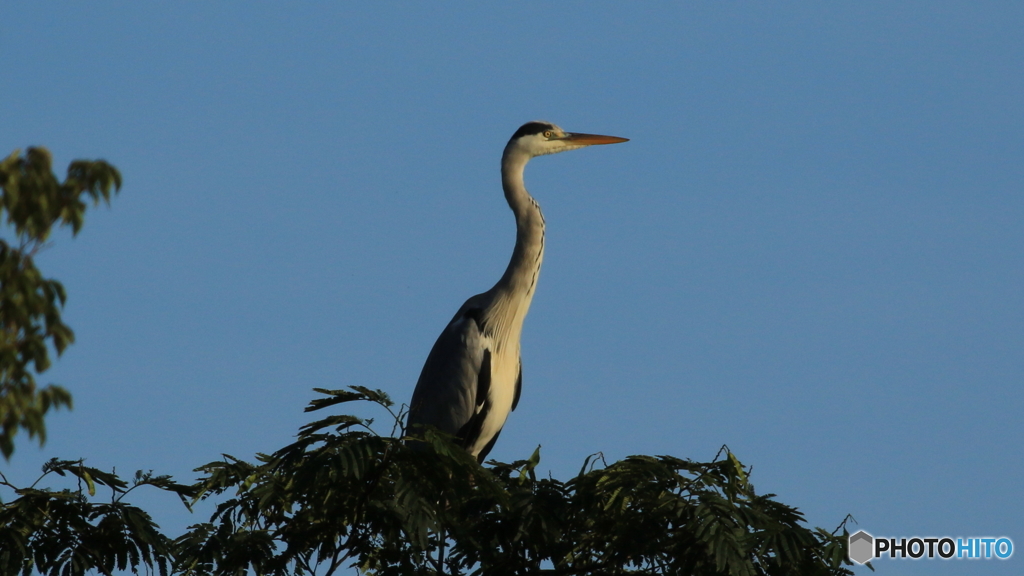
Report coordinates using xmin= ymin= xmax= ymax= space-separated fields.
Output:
xmin=407 ymin=121 xmax=627 ymax=462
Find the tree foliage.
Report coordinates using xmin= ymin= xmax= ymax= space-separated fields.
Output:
xmin=0 ymin=147 xmax=122 ymax=459
xmin=3 ymin=388 xmax=856 ymax=576
xmin=170 ymin=387 xmax=856 ymax=576
xmin=0 ymin=460 xmax=195 ymax=576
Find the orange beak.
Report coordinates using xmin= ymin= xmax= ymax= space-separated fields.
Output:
xmin=563 ymin=132 xmax=630 ymax=145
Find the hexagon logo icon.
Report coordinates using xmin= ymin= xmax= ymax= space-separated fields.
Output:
xmin=849 ymin=530 xmax=874 ymax=564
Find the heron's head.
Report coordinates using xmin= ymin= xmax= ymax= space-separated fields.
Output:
xmin=504 ymin=121 xmax=628 ymax=159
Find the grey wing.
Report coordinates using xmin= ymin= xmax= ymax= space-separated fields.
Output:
xmin=407 ymin=307 xmax=492 ymax=445
xmin=511 ymin=359 xmax=522 ymax=412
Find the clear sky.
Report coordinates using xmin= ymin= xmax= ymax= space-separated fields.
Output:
xmin=3 ymin=3 xmax=1022 ymax=574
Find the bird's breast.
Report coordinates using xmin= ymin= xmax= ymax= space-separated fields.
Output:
xmin=468 ymin=343 xmax=519 ymax=454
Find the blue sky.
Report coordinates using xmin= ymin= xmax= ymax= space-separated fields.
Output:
xmin=3 ymin=3 xmax=1022 ymax=574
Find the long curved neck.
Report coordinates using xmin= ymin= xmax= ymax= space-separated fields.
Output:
xmin=487 ymin=148 xmax=545 ymax=340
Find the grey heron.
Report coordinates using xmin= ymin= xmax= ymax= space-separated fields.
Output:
xmin=407 ymin=121 xmax=628 ymax=463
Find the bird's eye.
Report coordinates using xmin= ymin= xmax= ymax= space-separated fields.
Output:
xmin=543 ymin=131 xmax=553 ymax=138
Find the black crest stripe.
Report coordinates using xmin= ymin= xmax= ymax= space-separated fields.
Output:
xmin=510 ymin=121 xmax=555 ymax=141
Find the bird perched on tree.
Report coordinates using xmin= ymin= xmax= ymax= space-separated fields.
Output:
xmin=407 ymin=121 xmax=628 ymax=462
